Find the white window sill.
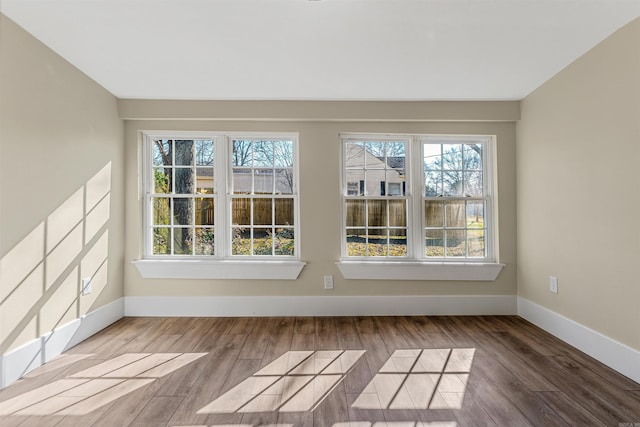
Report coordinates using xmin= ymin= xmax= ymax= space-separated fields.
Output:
xmin=133 ymin=259 xmax=306 ymax=280
xmin=336 ymin=260 xmax=504 ymax=281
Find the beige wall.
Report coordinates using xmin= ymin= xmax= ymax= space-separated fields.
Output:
xmin=517 ymin=18 xmax=640 ymax=349
xmin=0 ymin=15 xmax=125 ymax=352
xmin=124 ymin=114 xmax=517 ymax=297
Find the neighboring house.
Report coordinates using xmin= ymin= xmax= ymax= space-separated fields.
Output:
xmin=344 ymin=145 xmax=406 ymax=196
xmin=194 ymin=168 xmax=293 ymax=195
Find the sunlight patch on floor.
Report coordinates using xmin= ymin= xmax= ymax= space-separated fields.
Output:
xmin=0 ymin=352 xmax=206 ymax=416
xmin=198 ymin=350 xmax=366 ymax=414
xmin=352 ymin=349 xmax=474 ymax=411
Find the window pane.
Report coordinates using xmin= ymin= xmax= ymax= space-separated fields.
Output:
xmin=232 ymin=198 xmax=250 ymax=226
xmin=389 ymin=228 xmax=407 ymax=257
xmin=173 ymin=227 xmax=192 ymax=255
xmin=173 ymin=198 xmax=192 ymax=226
xmin=153 ymin=140 xmax=171 ymax=166
xmin=386 ymin=168 xmax=404 ymax=194
xmin=274 ymin=228 xmax=294 ymax=256
xmin=442 ymin=171 xmax=462 ymax=196
xmin=425 ymin=171 xmax=442 ymax=197
xmin=175 ymin=140 xmax=194 ymax=166
xmin=365 ymin=142 xmax=385 ymax=168
xmin=442 ymin=144 xmax=463 ymax=170
xmin=253 ymin=228 xmax=272 ymax=255
xmin=366 ymin=170 xmax=386 ymax=196
xmin=232 ymin=140 xmax=252 ymax=167
xmin=386 ymin=142 xmax=405 ymax=165
xmin=463 ymin=144 xmax=482 ymax=170
xmin=232 ymin=227 xmax=251 ymax=255
xmin=275 ymin=198 xmax=294 ymax=226
xmin=425 ymin=201 xmax=444 ymax=227
xmin=346 ymin=228 xmax=366 ymax=256
xmin=389 ymin=200 xmax=406 ymax=227
xmin=425 ymin=229 xmax=444 ymax=257
xmin=153 ymin=198 xmax=170 ymax=225
xmin=346 ymin=200 xmax=365 ymax=227
xmin=387 ymin=181 xmax=403 ymax=196
xmin=253 ymin=198 xmax=273 ymax=226
xmin=367 ymin=229 xmax=388 ymax=256
xmin=233 ymin=168 xmax=251 ymax=194
xmin=466 ymin=201 xmax=484 ymax=229
xmin=196 ymin=168 xmax=214 ymax=194
xmin=195 ymin=228 xmax=215 ymax=255
xmin=254 ymin=169 xmax=274 ymax=194
xmin=446 ymin=201 xmax=465 ymax=228
xmin=153 ymin=168 xmax=172 ymax=194
xmin=468 ymin=229 xmax=485 ymax=257
xmin=345 ymin=170 xmax=365 ymax=196
xmin=254 ymin=141 xmax=273 ymax=167
xmin=274 ymin=140 xmax=294 ymax=167
xmin=446 ymin=230 xmax=465 ymax=257
xmin=345 ymin=142 xmax=365 ymax=168
xmin=423 ymin=144 xmax=441 ymax=170
xmin=195 ymin=140 xmax=214 ymax=166
xmin=367 ymin=200 xmax=387 ymax=227
xmin=275 ymin=168 xmax=293 ymax=194
xmin=174 ymin=168 xmax=194 ymax=194
xmin=464 ymin=171 xmax=483 ymax=197
xmin=153 ymin=228 xmax=170 ymax=255
xmin=195 ymin=198 xmax=214 ymax=226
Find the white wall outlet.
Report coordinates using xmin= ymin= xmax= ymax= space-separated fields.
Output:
xmin=549 ymin=276 xmax=558 ymax=294
xmin=82 ymin=277 xmax=92 ymax=295
xmin=323 ymin=275 xmax=334 ymax=290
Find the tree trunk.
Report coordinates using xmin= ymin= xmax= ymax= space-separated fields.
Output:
xmin=174 ymin=140 xmax=194 ymax=253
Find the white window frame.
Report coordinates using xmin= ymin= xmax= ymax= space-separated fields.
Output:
xmin=337 ymin=133 xmax=503 ymax=281
xmin=341 ymin=134 xmax=413 ymax=259
xmin=420 ymin=135 xmax=495 ymax=261
xmin=133 ymin=131 xmax=305 ymax=280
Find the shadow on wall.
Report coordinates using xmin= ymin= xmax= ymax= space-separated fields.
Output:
xmin=0 ymin=163 xmax=113 ymax=381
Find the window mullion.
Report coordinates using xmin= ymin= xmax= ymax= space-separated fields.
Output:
xmin=412 ymin=137 xmax=420 ymax=260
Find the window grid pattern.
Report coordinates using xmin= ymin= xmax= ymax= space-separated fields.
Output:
xmin=423 ymin=142 xmax=488 ymax=259
xmin=230 ymin=139 xmax=296 ymax=257
xmin=343 ymin=140 xmax=409 ymax=258
xmin=150 ymin=139 xmax=216 ymax=256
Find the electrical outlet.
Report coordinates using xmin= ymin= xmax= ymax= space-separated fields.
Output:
xmin=549 ymin=276 xmax=558 ymax=294
xmin=82 ymin=277 xmax=92 ymax=296
xmin=323 ymin=275 xmax=334 ymax=290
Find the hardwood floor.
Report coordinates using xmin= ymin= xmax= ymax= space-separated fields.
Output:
xmin=0 ymin=316 xmax=638 ymax=426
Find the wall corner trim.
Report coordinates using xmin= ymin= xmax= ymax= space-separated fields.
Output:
xmin=517 ymin=296 xmax=640 ymax=384
xmin=0 ymin=298 xmax=124 ymax=389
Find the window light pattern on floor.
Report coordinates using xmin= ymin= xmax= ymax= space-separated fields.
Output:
xmin=334 ymin=422 xmax=457 ymax=427
xmin=198 ymin=350 xmax=365 ymax=414
xmin=0 ymin=353 xmax=206 ymax=416
xmin=352 ymin=348 xmax=475 ymax=410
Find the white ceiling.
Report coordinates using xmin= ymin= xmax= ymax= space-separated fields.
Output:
xmin=2 ymin=0 xmax=639 ymax=101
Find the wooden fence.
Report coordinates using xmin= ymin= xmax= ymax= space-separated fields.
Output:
xmin=231 ymin=198 xmax=294 ymax=226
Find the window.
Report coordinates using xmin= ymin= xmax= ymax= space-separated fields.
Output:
xmin=230 ymin=139 xmax=296 ymax=256
xmin=142 ymin=132 xmax=300 ymax=265
xmin=423 ymin=138 xmax=489 ymax=259
xmin=343 ymin=138 xmax=409 ymax=257
xmin=340 ymin=134 xmax=499 ymax=276
xmin=150 ymin=138 xmax=216 ymax=256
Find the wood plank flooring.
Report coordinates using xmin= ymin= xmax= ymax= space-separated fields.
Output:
xmin=0 ymin=316 xmax=638 ymax=427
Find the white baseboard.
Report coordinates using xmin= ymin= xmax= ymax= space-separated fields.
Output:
xmin=0 ymin=297 xmax=124 ymax=389
xmin=517 ymin=297 xmax=640 ymax=384
xmin=124 ymin=295 xmax=517 ymax=317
